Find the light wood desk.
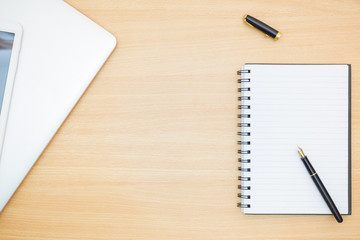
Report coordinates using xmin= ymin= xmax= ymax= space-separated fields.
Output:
xmin=0 ymin=0 xmax=359 ymax=239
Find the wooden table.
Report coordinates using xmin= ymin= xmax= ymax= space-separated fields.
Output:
xmin=0 ymin=0 xmax=359 ymax=239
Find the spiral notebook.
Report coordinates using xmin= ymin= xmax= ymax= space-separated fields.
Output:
xmin=237 ymin=64 xmax=351 ymax=215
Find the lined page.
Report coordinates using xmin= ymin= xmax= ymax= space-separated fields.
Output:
xmin=240 ymin=64 xmax=350 ymax=214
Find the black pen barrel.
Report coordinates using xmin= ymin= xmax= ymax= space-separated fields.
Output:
xmin=301 ymin=156 xmax=343 ymax=223
xmin=311 ymin=174 xmax=343 ymax=223
xmin=301 ymin=156 xmax=316 ymax=175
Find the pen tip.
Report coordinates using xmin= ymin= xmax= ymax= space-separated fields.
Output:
xmin=297 ymin=146 xmax=305 ymax=158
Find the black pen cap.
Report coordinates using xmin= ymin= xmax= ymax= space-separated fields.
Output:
xmin=243 ymin=14 xmax=281 ymax=40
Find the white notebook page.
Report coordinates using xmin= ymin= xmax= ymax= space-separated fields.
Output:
xmin=240 ymin=64 xmax=350 ymax=214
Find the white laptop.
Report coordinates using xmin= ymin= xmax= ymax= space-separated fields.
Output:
xmin=0 ymin=0 xmax=116 ymax=211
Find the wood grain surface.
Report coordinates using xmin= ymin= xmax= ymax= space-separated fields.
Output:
xmin=0 ymin=0 xmax=359 ymax=239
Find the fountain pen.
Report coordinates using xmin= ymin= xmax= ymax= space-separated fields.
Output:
xmin=297 ymin=146 xmax=343 ymax=223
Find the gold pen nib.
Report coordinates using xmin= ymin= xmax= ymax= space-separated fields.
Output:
xmin=297 ymin=146 xmax=305 ymax=158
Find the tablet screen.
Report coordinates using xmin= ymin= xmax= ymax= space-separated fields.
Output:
xmin=0 ymin=31 xmax=14 ymax=113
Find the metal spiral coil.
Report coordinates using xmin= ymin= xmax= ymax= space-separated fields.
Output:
xmin=237 ymin=203 xmax=251 ymax=208
xmin=238 ymin=193 xmax=251 ymax=199
xmin=238 ymin=167 xmax=251 ymax=172
xmin=238 ymin=176 xmax=251 ymax=181
xmin=237 ymin=68 xmax=251 ymax=209
xmin=238 ymin=158 xmax=251 ymax=163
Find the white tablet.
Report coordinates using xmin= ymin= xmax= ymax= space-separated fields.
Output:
xmin=0 ymin=21 xmax=22 ymax=158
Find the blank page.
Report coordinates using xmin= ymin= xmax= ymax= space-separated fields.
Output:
xmin=239 ymin=64 xmax=350 ymax=214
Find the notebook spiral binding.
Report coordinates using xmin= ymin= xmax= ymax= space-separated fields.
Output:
xmin=237 ymin=69 xmax=251 ymax=209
